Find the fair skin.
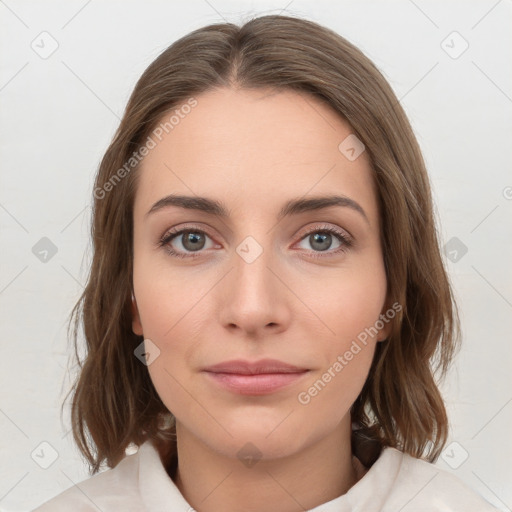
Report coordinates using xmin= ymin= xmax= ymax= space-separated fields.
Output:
xmin=131 ymin=86 xmax=391 ymax=512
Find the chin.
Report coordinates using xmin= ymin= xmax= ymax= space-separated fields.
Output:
xmin=201 ymin=415 xmax=321 ymax=463
xmin=220 ymin=432 xmax=305 ymax=463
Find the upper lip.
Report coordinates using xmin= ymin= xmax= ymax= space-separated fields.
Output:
xmin=202 ymin=358 xmax=308 ymax=375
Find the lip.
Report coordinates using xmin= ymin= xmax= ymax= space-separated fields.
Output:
xmin=202 ymin=359 xmax=310 ymax=395
xmin=203 ymin=358 xmax=308 ymax=375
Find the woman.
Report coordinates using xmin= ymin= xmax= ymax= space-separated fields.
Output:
xmin=33 ymin=14 xmax=498 ymax=511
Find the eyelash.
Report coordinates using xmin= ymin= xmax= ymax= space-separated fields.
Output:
xmin=157 ymin=224 xmax=353 ymax=260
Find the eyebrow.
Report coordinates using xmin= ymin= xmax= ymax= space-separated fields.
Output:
xmin=145 ymin=194 xmax=369 ymax=224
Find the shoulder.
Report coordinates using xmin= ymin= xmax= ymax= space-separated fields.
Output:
xmin=378 ymin=447 xmax=499 ymax=511
xmin=32 ymin=448 xmax=143 ymax=511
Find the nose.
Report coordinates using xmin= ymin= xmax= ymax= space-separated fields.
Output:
xmin=218 ymin=242 xmax=291 ymax=337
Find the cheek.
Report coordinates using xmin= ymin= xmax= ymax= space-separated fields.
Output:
xmin=132 ymin=246 xmax=222 ymax=408
xmin=133 ymin=275 xmax=209 ymax=413
xmin=146 ymin=356 xmax=188 ymax=415
xmin=133 ymin=259 xmax=212 ymax=340
xmin=309 ymin=262 xmax=387 ymax=340
xmin=295 ymin=343 xmax=375 ymax=437
xmin=143 ymin=319 xmax=203 ymax=420
xmin=295 ymin=263 xmax=386 ymax=410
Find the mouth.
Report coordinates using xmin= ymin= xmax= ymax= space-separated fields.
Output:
xmin=202 ymin=358 xmax=310 ymax=395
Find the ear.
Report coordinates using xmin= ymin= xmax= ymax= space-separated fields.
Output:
xmin=376 ymin=317 xmax=392 ymax=342
xmin=376 ymin=301 xmax=394 ymax=342
xmin=131 ymin=292 xmax=144 ymax=336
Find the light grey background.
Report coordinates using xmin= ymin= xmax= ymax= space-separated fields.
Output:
xmin=0 ymin=0 xmax=511 ymax=510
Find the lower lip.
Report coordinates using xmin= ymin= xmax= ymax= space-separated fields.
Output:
xmin=203 ymin=371 xmax=309 ymax=395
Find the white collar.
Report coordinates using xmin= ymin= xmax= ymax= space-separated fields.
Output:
xmin=136 ymin=439 xmax=403 ymax=512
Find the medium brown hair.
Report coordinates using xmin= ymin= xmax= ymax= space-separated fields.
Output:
xmin=65 ymin=14 xmax=460 ymax=473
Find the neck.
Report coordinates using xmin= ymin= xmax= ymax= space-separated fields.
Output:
xmin=171 ymin=417 xmax=360 ymax=512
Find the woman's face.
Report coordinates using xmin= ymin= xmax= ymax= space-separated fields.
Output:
xmin=131 ymin=87 xmax=390 ymax=460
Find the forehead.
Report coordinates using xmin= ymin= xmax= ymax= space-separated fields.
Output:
xmin=134 ymin=87 xmax=377 ymax=222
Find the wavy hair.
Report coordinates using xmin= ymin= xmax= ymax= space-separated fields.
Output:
xmin=65 ymin=14 xmax=460 ymax=473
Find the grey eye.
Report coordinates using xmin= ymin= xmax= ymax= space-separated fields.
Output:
xmin=297 ymin=231 xmax=343 ymax=252
xmin=178 ymin=232 xmax=207 ymax=252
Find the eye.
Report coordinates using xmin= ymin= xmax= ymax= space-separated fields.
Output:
xmin=158 ymin=223 xmax=353 ymax=260
xmin=158 ymin=227 xmax=216 ymax=259
xmin=295 ymin=224 xmax=353 ymax=258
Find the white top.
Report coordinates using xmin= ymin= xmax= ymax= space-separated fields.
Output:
xmin=33 ymin=440 xmax=498 ymax=511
